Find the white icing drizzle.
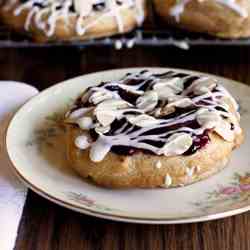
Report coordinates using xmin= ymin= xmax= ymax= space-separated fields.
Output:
xmin=164 ymin=174 xmax=172 ymax=187
xmin=75 ymin=135 xmax=90 ymax=149
xmin=90 ymin=136 xmax=112 ymax=162
xmin=5 ymin=0 xmax=144 ymax=37
xmin=126 ymin=38 xmax=135 ymax=48
xmin=169 ymin=0 xmax=190 ymax=22
xmin=155 ymin=160 xmax=162 ymax=168
xmin=173 ymin=40 xmax=190 ymax=50
xmin=170 ymin=0 xmax=248 ymax=21
xmin=108 ymin=0 xmax=125 ymax=32
xmin=185 ymin=166 xmax=195 ymax=177
xmin=24 ymin=6 xmax=39 ymax=30
xmin=66 ymin=70 xmax=241 ymax=162
xmin=135 ymin=0 xmax=144 ymax=25
xmin=115 ymin=39 xmax=123 ymax=49
xmin=77 ymin=116 xmax=93 ymax=130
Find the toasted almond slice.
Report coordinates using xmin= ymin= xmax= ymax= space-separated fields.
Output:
xmin=154 ymin=85 xmax=175 ymax=100
xmin=159 ymin=133 xmax=193 ymax=156
xmin=95 ymin=124 xmax=111 ymax=134
xmin=220 ymin=96 xmax=239 ymax=113
xmin=74 ymin=0 xmax=92 ymax=16
xmin=77 ymin=116 xmax=93 ymax=130
xmin=214 ymin=119 xmax=235 ymax=142
xmin=168 ymin=97 xmax=193 ymax=108
xmin=96 ymin=110 xmax=116 ymax=127
xmin=193 ymin=77 xmax=217 ymax=95
xmin=95 ymin=99 xmax=131 ymax=111
xmin=67 ymin=107 xmax=92 ymax=120
xmin=89 ymin=89 xmax=113 ymax=105
xmin=154 ymin=77 xmax=183 ymax=93
xmin=136 ymin=90 xmax=158 ymax=112
xmin=75 ymin=134 xmax=90 ymax=150
xmin=196 ymin=108 xmax=221 ymax=129
xmin=127 ymin=114 xmax=160 ymax=127
xmin=159 ymin=105 xmax=176 ymax=116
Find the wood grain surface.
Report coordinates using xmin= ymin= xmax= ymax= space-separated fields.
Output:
xmin=1 ymin=46 xmax=250 ymax=250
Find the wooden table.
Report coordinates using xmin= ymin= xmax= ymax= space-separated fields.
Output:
xmin=1 ymin=46 xmax=250 ymax=250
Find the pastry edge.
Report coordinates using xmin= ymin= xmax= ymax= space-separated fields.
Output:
xmin=66 ymin=124 xmax=244 ymax=189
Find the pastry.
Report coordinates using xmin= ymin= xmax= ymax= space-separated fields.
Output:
xmin=0 ymin=0 xmax=145 ymax=42
xmin=64 ymin=70 xmax=243 ymax=188
xmin=153 ymin=0 xmax=250 ymax=38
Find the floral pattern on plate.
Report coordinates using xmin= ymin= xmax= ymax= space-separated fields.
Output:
xmin=193 ymin=172 xmax=250 ymax=213
xmin=66 ymin=192 xmax=119 ymax=213
xmin=26 ymin=112 xmax=65 ymax=149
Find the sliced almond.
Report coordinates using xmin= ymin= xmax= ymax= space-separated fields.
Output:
xmin=95 ymin=124 xmax=111 ymax=134
xmin=136 ymin=90 xmax=158 ymax=112
xmin=77 ymin=116 xmax=93 ymax=130
xmin=220 ymin=96 xmax=239 ymax=113
xmin=81 ymin=90 xmax=91 ymax=103
xmin=67 ymin=107 xmax=92 ymax=120
xmin=183 ymin=76 xmax=217 ymax=96
xmin=214 ymin=119 xmax=235 ymax=142
xmin=96 ymin=110 xmax=116 ymax=127
xmin=127 ymin=114 xmax=159 ymax=127
xmin=153 ymin=85 xmax=175 ymax=101
xmin=74 ymin=0 xmax=92 ymax=16
xmin=95 ymin=99 xmax=130 ymax=111
xmin=168 ymin=97 xmax=193 ymax=108
xmin=193 ymin=77 xmax=217 ymax=95
xmin=75 ymin=134 xmax=90 ymax=150
xmin=152 ymin=107 xmax=163 ymax=117
xmin=89 ymin=89 xmax=113 ymax=105
xmin=159 ymin=105 xmax=176 ymax=117
xmin=159 ymin=133 xmax=193 ymax=156
xmin=196 ymin=108 xmax=221 ymax=129
xmin=153 ymin=77 xmax=183 ymax=93
xmin=119 ymin=84 xmax=144 ymax=95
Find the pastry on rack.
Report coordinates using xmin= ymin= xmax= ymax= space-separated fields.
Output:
xmin=64 ymin=69 xmax=243 ymax=188
xmin=153 ymin=0 xmax=250 ymax=38
xmin=0 ymin=0 xmax=145 ymax=42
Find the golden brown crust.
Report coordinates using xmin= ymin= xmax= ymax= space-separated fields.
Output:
xmin=0 ymin=3 xmax=144 ymax=42
xmin=153 ymin=0 xmax=250 ymax=38
xmin=66 ymin=124 xmax=244 ymax=188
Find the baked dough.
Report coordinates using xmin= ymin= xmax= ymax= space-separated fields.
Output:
xmin=66 ymin=126 xmax=243 ymax=188
xmin=0 ymin=0 xmax=145 ymax=42
xmin=64 ymin=70 xmax=243 ymax=188
xmin=153 ymin=0 xmax=250 ymax=38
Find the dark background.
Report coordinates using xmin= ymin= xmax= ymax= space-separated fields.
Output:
xmin=1 ymin=46 xmax=250 ymax=250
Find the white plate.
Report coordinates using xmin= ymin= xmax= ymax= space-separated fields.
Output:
xmin=6 ymin=68 xmax=250 ymax=224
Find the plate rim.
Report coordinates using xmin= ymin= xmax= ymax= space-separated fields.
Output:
xmin=6 ymin=67 xmax=250 ymax=224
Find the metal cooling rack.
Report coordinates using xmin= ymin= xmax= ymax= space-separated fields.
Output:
xmin=1 ymin=0 xmax=250 ymax=48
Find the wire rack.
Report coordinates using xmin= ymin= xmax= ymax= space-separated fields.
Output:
xmin=1 ymin=1 xmax=250 ymax=48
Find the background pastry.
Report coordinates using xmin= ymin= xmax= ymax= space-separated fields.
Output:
xmin=153 ymin=0 xmax=250 ymax=38
xmin=0 ymin=0 xmax=145 ymax=42
xmin=64 ymin=70 xmax=243 ymax=188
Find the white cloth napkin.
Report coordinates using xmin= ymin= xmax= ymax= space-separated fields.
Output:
xmin=0 ymin=81 xmax=38 ymax=250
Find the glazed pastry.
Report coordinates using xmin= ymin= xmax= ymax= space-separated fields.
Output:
xmin=153 ymin=0 xmax=250 ymax=38
xmin=64 ymin=70 xmax=243 ymax=188
xmin=0 ymin=0 xmax=145 ymax=42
